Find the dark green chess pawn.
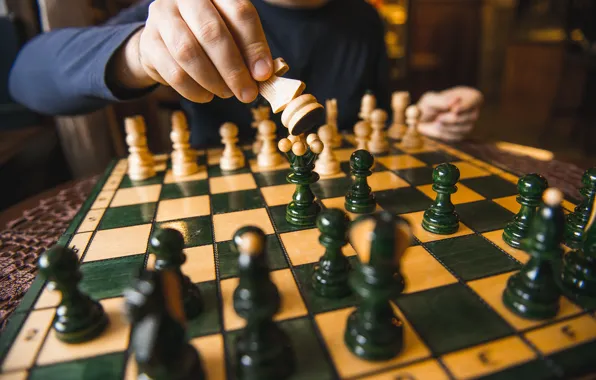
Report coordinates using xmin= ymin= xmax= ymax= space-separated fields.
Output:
xmin=38 ymin=245 xmax=109 ymax=343
xmin=561 ymin=196 xmax=596 ymax=298
xmin=279 ymin=135 xmax=323 ymax=226
xmin=233 ymin=226 xmax=294 ymax=380
xmin=150 ymin=228 xmax=202 ymax=319
xmin=502 ymin=188 xmax=565 ymax=320
xmin=312 ymin=208 xmax=352 ymax=298
xmin=503 ymin=173 xmax=549 ymax=249
xmin=564 ymin=167 xmax=596 ymax=249
xmin=344 ymin=211 xmax=412 ymax=360
xmin=125 ymin=270 xmax=204 ymax=380
xmin=345 ymin=150 xmax=376 ymax=214
xmin=422 ymin=163 xmax=460 ymax=235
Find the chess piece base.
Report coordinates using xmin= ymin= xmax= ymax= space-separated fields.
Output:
xmin=315 ymin=161 xmax=341 ymax=176
xmin=286 ymin=201 xmax=320 ymax=226
xmin=561 ymin=250 xmax=596 ymax=298
xmin=312 ymin=258 xmax=351 ymax=298
xmin=128 ymin=166 xmax=156 ymax=181
xmin=330 ymin=134 xmax=342 ymax=148
xmin=367 ymin=142 xmax=389 ymax=155
xmin=55 ymin=300 xmax=109 ymax=343
xmin=257 ymin=153 xmax=283 ymax=168
xmin=502 ymin=270 xmax=560 ymax=320
xmin=502 ymin=220 xmax=528 ymax=249
xmin=344 ymin=308 xmax=403 ymax=361
xmin=401 ymin=136 xmax=423 ymax=149
xmin=138 ymin=343 xmax=205 ymax=380
xmin=563 ymin=213 xmax=588 ymax=249
xmin=235 ymin=326 xmax=294 ymax=380
xmin=387 ymin=124 xmax=406 ymax=140
xmin=221 ymin=155 xmax=245 ymax=171
xmin=422 ymin=209 xmax=460 ymax=235
xmin=173 ymin=161 xmax=199 ymax=177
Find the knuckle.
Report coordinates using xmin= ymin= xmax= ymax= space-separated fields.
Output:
xmin=173 ymin=39 xmax=197 ymax=63
xmin=197 ymin=19 xmax=226 ymax=45
xmin=230 ymin=1 xmax=257 ymax=22
xmin=243 ymin=41 xmax=268 ymax=60
xmin=224 ymin=65 xmax=249 ymax=84
xmin=168 ymin=67 xmax=187 ymax=86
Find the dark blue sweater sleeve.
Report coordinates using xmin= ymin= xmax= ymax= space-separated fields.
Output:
xmin=9 ymin=1 xmax=153 ymax=116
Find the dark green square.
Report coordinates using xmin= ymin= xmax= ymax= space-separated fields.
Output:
xmin=312 ymin=176 xmax=352 ymax=200
xmin=376 ymin=187 xmax=432 ymax=215
xmin=156 ymin=216 xmax=213 ymax=247
xmin=394 ymin=166 xmax=435 ymax=186
xmin=98 ymin=203 xmax=156 ymax=230
xmin=269 ymin=204 xmax=316 ymax=233
xmin=207 ymin=164 xmax=250 ymax=178
xmin=225 ymin=317 xmax=334 ymax=380
xmin=412 ymin=151 xmax=459 ymax=165
xmin=425 ymin=234 xmax=521 ymax=281
xmin=211 ymin=189 xmax=265 ymax=214
xmin=120 ymin=173 xmax=165 ymax=188
xmin=160 ymin=180 xmax=209 ymax=200
xmin=396 ymin=283 xmax=514 ymax=355
xmin=457 ymin=200 xmax=515 ymax=233
xmin=293 ymin=259 xmax=361 ymax=314
xmin=217 ymin=234 xmax=288 ymax=279
xmin=461 ymin=175 xmax=519 ymax=199
xmin=477 ymin=359 xmax=553 ymax=380
xmin=549 ymin=340 xmax=596 ymax=378
xmin=80 ymin=254 xmax=146 ymax=299
xmin=253 ymin=169 xmax=291 ymax=187
xmin=29 ymin=352 xmax=126 ymax=380
xmin=187 ymin=281 xmax=220 ymax=338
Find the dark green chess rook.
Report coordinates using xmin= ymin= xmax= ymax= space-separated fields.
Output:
xmin=561 ymin=196 xmax=596 ymax=297
xmin=344 ymin=211 xmax=412 ymax=360
xmin=502 ymin=188 xmax=565 ymax=320
xmin=503 ymin=173 xmax=549 ymax=249
xmin=233 ymin=226 xmax=294 ymax=380
xmin=282 ymin=138 xmax=321 ymax=226
xmin=422 ymin=163 xmax=460 ymax=235
xmin=345 ymin=150 xmax=376 ymax=214
xmin=312 ymin=208 xmax=352 ymax=298
xmin=38 ymin=245 xmax=108 ymax=343
xmin=125 ymin=270 xmax=204 ymax=380
xmin=150 ymin=228 xmax=202 ymax=319
xmin=564 ymin=167 xmax=596 ymax=249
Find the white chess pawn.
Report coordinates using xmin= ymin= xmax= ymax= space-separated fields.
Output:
xmin=171 ymin=111 xmax=199 ymax=177
xmin=257 ymin=120 xmax=283 ymax=168
xmin=125 ymin=117 xmax=155 ymax=180
xmin=314 ymin=124 xmax=340 ymax=176
xmin=220 ymin=122 xmax=245 ymax=171
xmin=134 ymin=116 xmax=155 ymax=167
xmin=358 ymin=93 xmax=376 ymax=122
xmin=387 ymin=92 xmax=410 ymax=140
xmin=326 ymin=98 xmax=342 ymax=148
xmin=251 ymin=106 xmax=270 ymax=154
xmin=367 ymin=109 xmax=389 ymax=154
xmin=354 ymin=121 xmax=371 ymax=150
xmin=401 ymin=105 xmax=423 ymax=149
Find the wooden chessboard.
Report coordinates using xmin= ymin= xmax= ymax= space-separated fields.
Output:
xmin=1 ymin=136 xmax=595 ymax=380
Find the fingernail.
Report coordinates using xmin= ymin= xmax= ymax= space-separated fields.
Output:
xmin=253 ymin=59 xmax=271 ymax=80
xmin=241 ymin=86 xmax=257 ymax=103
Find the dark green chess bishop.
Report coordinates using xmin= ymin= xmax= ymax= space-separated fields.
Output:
xmin=563 ymin=167 xmax=596 ymax=249
xmin=345 ymin=149 xmax=376 ymax=214
xmin=344 ymin=211 xmax=412 ymax=361
xmin=422 ymin=163 xmax=460 ymax=235
xmin=38 ymin=245 xmax=109 ymax=343
xmin=502 ymin=188 xmax=565 ymax=320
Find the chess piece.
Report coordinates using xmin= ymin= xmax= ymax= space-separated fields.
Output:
xmin=387 ymin=91 xmax=410 ymax=140
xmin=220 ymin=122 xmax=245 ymax=171
xmin=354 ymin=121 xmax=371 ymax=150
xmin=359 ymin=92 xmax=376 ymax=122
xmin=502 ymin=188 xmax=565 ymax=319
xmin=233 ymin=226 xmax=294 ymax=380
xmin=251 ymin=105 xmax=270 ymax=154
xmin=135 ymin=116 xmax=155 ymax=167
xmin=258 ymin=58 xmax=324 ymax=136
xmin=126 ymin=116 xmax=156 ymax=181
xmin=326 ymin=98 xmax=342 ymax=148
xmin=257 ymin=120 xmax=283 ymax=168
xmin=150 ymin=228 xmax=203 ymax=319
xmin=422 ymin=163 xmax=460 ymax=234
xmin=503 ymin=173 xmax=549 ymax=249
xmin=561 ymin=196 xmax=596 ymax=298
xmin=345 ymin=150 xmax=376 ymax=214
xmin=125 ymin=270 xmax=205 ymax=380
xmin=171 ymin=111 xmax=199 ymax=177
xmin=314 ymin=124 xmax=341 ymax=176
xmin=312 ymin=208 xmax=352 ymax=298
xmin=345 ymin=212 xmax=412 ymax=360
xmin=564 ymin=167 xmax=596 ymax=249
xmin=367 ymin=109 xmax=389 ymax=154
xmin=38 ymin=245 xmax=109 ymax=343
xmin=401 ymin=105 xmax=423 ymax=149
xmin=279 ymin=133 xmax=324 ymax=226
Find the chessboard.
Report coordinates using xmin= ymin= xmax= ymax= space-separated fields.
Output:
xmin=1 ymin=135 xmax=595 ymax=380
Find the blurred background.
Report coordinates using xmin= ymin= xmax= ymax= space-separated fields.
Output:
xmin=0 ymin=0 xmax=594 ymax=211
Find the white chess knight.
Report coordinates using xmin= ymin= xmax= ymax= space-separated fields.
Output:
xmin=257 ymin=119 xmax=283 ymax=168
xmin=314 ymin=124 xmax=340 ymax=176
xmin=367 ymin=109 xmax=389 ymax=154
xmin=220 ymin=122 xmax=245 ymax=171
xmin=387 ymin=91 xmax=410 ymax=140
xmin=170 ymin=111 xmax=199 ymax=177
xmin=125 ymin=116 xmax=155 ymax=181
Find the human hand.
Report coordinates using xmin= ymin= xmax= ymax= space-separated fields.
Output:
xmin=117 ymin=0 xmax=273 ymax=104
xmin=417 ymin=86 xmax=483 ymax=142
